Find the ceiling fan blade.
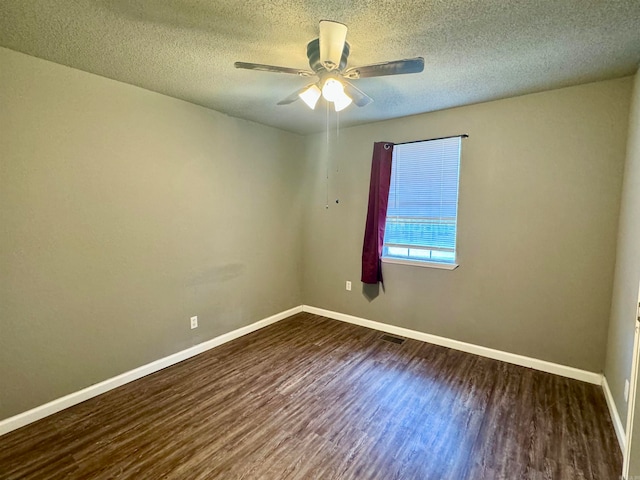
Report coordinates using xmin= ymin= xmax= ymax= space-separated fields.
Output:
xmin=343 ymin=57 xmax=424 ymax=79
xmin=319 ymin=20 xmax=348 ymax=71
xmin=277 ymin=85 xmax=312 ymax=105
xmin=343 ymin=81 xmax=373 ymax=107
xmin=234 ymin=62 xmax=314 ymax=77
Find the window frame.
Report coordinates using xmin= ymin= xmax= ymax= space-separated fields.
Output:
xmin=381 ymin=136 xmax=463 ymax=270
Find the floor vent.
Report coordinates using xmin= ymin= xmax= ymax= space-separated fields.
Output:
xmin=380 ymin=334 xmax=406 ymax=345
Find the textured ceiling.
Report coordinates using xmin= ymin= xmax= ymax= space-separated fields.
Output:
xmin=1 ymin=1 xmax=639 ymax=134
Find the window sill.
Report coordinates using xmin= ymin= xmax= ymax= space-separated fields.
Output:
xmin=381 ymin=257 xmax=459 ymax=270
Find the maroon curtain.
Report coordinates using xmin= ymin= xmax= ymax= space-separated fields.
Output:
xmin=361 ymin=142 xmax=394 ymax=284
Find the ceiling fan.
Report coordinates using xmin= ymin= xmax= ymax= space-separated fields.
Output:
xmin=234 ymin=20 xmax=424 ymax=112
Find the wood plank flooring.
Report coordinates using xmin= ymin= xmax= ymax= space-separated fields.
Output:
xmin=0 ymin=313 xmax=622 ymax=479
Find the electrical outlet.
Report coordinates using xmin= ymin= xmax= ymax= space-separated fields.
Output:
xmin=625 ymin=379 xmax=630 ymax=402
xmin=190 ymin=316 xmax=198 ymax=329
xmin=346 ymin=281 xmax=352 ymax=291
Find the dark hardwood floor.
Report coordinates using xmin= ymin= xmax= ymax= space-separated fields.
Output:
xmin=0 ymin=313 xmax=622 ymax=479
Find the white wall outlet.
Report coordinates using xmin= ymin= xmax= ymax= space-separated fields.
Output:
xmin=190 ymin=316 xmax=198 ymax=329
xmin=346 ymin=281 xmax=352 ymax=291
xmin=625 ymin=378 xmax=630 ymax=402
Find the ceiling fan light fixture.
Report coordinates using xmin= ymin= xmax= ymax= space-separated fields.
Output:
xmin=237 ymin=21 xmax=423 ymax=113
xmin=322 ymin=78 xmax=345 ymax=102
xmin=299 ymin=84 xmax=322 ymax=109
xmin=333 ymin=92 xmax=352 ymax=112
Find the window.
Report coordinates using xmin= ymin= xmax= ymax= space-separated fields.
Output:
xmin=382 ymin=136 xmax=462 ymax=269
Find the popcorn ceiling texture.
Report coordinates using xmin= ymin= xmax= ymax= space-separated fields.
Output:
xmin=1 ymin=0 xmax=639 ymax=134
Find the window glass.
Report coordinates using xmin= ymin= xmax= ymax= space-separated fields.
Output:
xmin=383 ymin=137 xmax=462 ymax=265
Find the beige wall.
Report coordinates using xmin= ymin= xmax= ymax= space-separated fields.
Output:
xmin=1 ymin=44 xmax=634 ymax=423
xmin=605 ymin=70 xmax=640 ymax=439
xmin=301 ymin=77 xmax=632 ymax=373
xmin=0 ymin=48 xmax=304 ymax=420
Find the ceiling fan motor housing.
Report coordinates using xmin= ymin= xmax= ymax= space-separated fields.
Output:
xmin=307 ymin=38 xmax=350 ymax=73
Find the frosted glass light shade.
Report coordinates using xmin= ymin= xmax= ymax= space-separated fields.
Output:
xmin=333 ymin=92 xmax=352 ymax=112
xmin=299 ymin=85 xmax=321 ymax=109
xmin=322 ymin=78 xmax=344 ymax=102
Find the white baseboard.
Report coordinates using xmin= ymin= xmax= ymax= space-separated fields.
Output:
xmin=0 ymin=304 xmax=610 ymax=439
xmin=302 ymin=305 xmax=603 ymax=385
xmin=0 ymin=305 xmax=302 ymax=437
xmin=602 ymin=375 xmax=626 ymax=453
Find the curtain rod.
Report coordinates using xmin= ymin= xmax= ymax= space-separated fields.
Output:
xmin=394 ymin=134 xmax=469 ymax=145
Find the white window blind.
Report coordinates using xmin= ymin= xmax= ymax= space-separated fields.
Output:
xmin=383 ymin=136 xmax=462 ymax=265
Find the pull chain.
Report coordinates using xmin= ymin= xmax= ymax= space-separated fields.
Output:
xmin=335 ymin=110 xmax=340 ymax=205
xmin=325 ymin=101 xmax=330 ymax=209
